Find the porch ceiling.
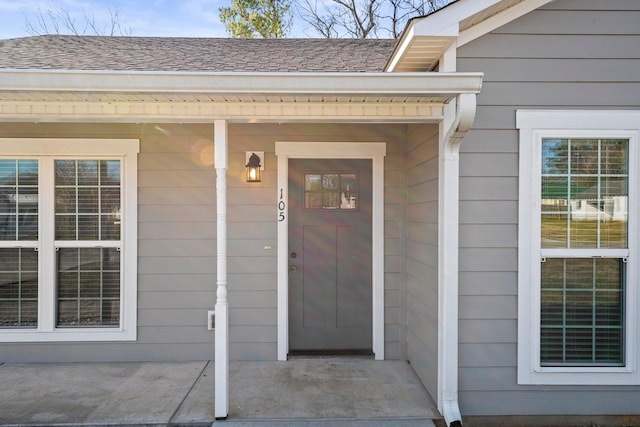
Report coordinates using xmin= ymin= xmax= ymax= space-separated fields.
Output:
xmin=0 ymin=70 xmax=483 ymax=123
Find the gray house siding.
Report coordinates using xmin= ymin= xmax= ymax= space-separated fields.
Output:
xmin=405 ymin=123 xmax=439 ymax=398
xmin=0 ymin=123 xmax=217 ymax=362
xmin=226 ymin=123 xmax=409 ymax=361
xmin=0 ymin=122 xmax=409 ymax=363
xmin=457 ymin=0 xmax=640 ymax=415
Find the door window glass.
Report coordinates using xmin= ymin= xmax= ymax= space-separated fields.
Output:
xmin=304 ymin=172 xmax=358 ymax=210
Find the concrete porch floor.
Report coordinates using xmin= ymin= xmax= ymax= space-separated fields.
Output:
xmin=0 ymin=359 xmax=440 ymax=426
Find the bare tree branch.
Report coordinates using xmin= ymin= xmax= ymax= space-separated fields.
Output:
xmin=297 ymin=0 xmax=451 ymax=38
xmin=24 ymin=4 xmax=131 ymax=36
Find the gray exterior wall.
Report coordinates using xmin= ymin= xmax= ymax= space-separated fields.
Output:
xmin=457 ymin=0 xmax=640 ymax=415
xmin=405 ymin=124 xmax=440 ymax=398
xmin=0 ymin=122 xmax=410 ymax=363
xmin=226 ymin=123 xmax=409 ymax=361
xmin=0 ymin=123 xmax=217 ymax=362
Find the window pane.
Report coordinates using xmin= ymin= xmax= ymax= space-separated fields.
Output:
xmin=55 ymin=160 xmax=121 ymax=240
xmin=595 ymin=328 xmax=624 ymax=364
xmin=77 ymin=160 xmax=98 ymax=186
xmin=540 ymin=258 xmax=624 ymax=366
xmin=305 ymin=174 xmax=321 ymax=191
xmin=541 ymin=139 xmax=568 ymax=174
xmin=541 ymin=139 xmax=628 ymax=249
xmin=340 ymin=174 xmax=357 ymax=209
xmin=0 ymin=248 xmax=38 ymax=328
xmin=565 ymin=328 xmax=594 ymax=363
xmin=541 ymin=176 xmax=568 ymax=247
xmin=57 ymin=247 xmax=120 ymax=327
xmin=570 ymin=140 xmax=598 ymax=174
xmin=541 ymin=328 xmax=563 ymax=362
xmin=101 ymin=160 xmax=121 ymax=185
xmin=0 ymin=160 xmax=38 ymax=241
xmin=541 ymin=258 xmax=565 ymax=289
xmin=323 ymin=192 xmax=339 ymax=209
xmin=305 ymin=193 xmax=322 ymax=209
xmin=541 ymin=290 xmax=563 ymax=325
xmin=323 ymin=174 xmax=338 ymax=191
xmin=599 ymin=177 xmax=627 ymax=248
xmin=601 ymin=140 xmax=628 ymax=175
xmin=304 ymin=172 xmax=359 ymax=210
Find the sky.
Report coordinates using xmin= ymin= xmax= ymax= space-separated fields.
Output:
xmin=0 ymin=0 xmax=292 ymax=40
xmin=0 ymin=0 xmax=455 ymax=40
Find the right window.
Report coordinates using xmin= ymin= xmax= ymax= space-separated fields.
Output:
xmin=517 ymin=111 xmax=640 ymax=384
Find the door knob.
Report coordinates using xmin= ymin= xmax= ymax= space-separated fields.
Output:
xmin=289 ymin=265 xmax=298 ymax=272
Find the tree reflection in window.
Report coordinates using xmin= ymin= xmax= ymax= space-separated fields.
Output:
xmin=304 ymin=173 xmax=358 ymax=210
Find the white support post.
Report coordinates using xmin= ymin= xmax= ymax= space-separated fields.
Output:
xmin=214 ymin=119 xmax=229 ymax=419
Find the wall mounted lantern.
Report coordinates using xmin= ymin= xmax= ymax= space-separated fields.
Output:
xmin=245 ymin=152 xmax=263 ymax=183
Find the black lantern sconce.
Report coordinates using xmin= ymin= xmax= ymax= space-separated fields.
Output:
xmin=245 ymin=152 xmax=263 ymax=183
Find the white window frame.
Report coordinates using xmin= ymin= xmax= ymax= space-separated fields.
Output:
xmin=517 ymin=110 xmax=640 ymax=385
xmin=0 ymin=138 xmax=139 ymax=342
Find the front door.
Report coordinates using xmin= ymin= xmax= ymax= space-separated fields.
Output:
xmin=288 ymin=159 xmax=372 ymax=353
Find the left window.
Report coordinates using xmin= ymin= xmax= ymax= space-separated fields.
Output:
xmin=0 ymin=139 xmax=139 ymax=341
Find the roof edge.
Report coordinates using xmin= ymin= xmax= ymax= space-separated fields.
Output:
xmin=386 ymin=0 xmax=555 ymax=71
xmin=0 ymin=69 xmax=483 ymax=96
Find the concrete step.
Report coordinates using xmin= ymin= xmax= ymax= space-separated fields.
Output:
xmin=212 ymin=418 xmax=436 ymax=427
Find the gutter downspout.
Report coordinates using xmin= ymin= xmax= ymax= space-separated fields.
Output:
xmin=438 ymin=92 xmax=477 ymax=427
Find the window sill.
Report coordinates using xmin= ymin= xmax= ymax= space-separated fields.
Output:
xmin=0 ymin=328 xmax=136 ymax=342
xmin=518 ymin=363 xmax=640 ymax=385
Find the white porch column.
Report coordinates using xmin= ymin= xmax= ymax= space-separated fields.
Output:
xmin=214 ymin=119 xmax=229 ymax=419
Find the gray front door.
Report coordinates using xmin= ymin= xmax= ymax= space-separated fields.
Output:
xmin=288 ymin=159 xmax=372 ymax=353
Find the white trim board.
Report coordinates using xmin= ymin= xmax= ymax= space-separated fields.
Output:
xmin=516 ymin=110 xmax=640 ymax=385
xmin=0 ymin=138 xmax=139 ymax=342
xmin=275 ymin=142 xmax=386 ymax=361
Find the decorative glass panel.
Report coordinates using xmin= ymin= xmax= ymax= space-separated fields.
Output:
xmin=55 ymin=160 xmax=121 ymax=240
xmin=0 ymin=248 xmax=38 ymax=328
xmin=540 ymin=258 xmax=624 ymax=366
xmin=304 ymin=172 xmax=358 ymax=210
xmin=541 ymin=139 xmax=628 ymax=249
xmin=57 ymin=247 xmax=120 ymax=327
xmin=0 ymin=160 xmax=38 ymax=241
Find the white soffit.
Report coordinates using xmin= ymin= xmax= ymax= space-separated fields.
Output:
xmin=386 ymin=0 xmax=554 ymax=72
xmin=0 ymin=70 xmax=483 ymax=123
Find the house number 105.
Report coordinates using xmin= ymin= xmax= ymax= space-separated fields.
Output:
xmin=278 ymin=188 xmax=286 ymax=222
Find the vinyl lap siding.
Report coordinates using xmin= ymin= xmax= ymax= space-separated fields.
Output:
xmin=405 ymin=123 xmax=439 ymax=397
xmin=0 ymin=123 xmax=217 ymax=362
xmin=226 ymin=123 xmax=409 ymax=361
xmin=138 ymin=124 xmax=217 ymax=359
xmin=457 ymin=0 xmax=640 ymax=415
xmin=0 ymin=122 xmax=407 ymax=362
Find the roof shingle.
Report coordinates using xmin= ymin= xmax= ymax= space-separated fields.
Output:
xmin=0 ymin=35 xmax=396 ymax=72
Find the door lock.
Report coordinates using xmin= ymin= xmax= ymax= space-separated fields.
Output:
xmin=289 ymin=265 xmax=298 ymax=272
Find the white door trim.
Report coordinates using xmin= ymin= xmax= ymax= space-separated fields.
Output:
xmin=275 ymin=142 xmax=386 ymax=361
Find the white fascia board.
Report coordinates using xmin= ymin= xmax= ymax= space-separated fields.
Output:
xmin=387 ymin=0 xmax=554 ymax=70
xmin=387 ymin=0 xmax=500 ymax=71
xmin=386 ymin=25 xmax=416 ymax=72
xmin=411 ymin=0 xmax=503 ymax=37
xmin=458 ymin=0 xmax=555 ymax=47
xmin=0 ymin=69 xmax=483 ymax=96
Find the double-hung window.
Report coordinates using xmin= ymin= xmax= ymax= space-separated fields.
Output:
xmin=0 ymin=139 xmax=138 ymax=341
xmin=517 ymin=111 xmax=640 ymax=384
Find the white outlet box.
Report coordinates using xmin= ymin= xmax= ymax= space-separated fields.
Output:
xmin=207 ymin=310 xmax=215 ymax=330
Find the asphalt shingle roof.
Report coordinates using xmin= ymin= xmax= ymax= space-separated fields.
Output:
xmin=0 ymin=35 xmax=396 ymax=72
